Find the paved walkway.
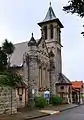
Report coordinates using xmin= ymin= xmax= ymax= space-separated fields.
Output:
xmin=33 ymin=105 xmax=84 ymax=120
xmin=0 ymin=104 xmax=79 ymax=120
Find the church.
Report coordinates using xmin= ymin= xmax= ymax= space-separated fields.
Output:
xmin=10 ymin=3 xmax=72 ymax=107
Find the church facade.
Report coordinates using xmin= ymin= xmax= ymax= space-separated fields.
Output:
xmin=10 ymin=3 xmax=72 ymax=107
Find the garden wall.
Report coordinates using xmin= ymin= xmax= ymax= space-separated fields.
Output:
xmin=0 ymin=86 xmax=17 ymax=114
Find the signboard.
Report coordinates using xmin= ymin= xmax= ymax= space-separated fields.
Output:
xmin=44 ymin=91 xmax=50 ymax=100
xmin=44 ymin=90 xmax=50 ymax=104
xmin=32 ymin=89 xmax=35 ymax=95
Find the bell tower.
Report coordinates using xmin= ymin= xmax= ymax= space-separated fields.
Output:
xmin=38 ymin=2 xmax=64 ymax=93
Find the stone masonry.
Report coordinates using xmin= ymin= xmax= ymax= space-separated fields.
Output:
xmin=0 ymin=86 xmax=17 ymax=114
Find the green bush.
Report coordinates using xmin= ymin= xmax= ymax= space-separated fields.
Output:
xmin=50 ymin=95 xmax=63 ymax=105
xmin=35 ymin=96 xmax=47 ymax=108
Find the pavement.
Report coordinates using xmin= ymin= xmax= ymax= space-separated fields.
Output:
xmin=0 ymin=104 xmax=79 ymax=120
xmin=34 ymin=104 xmax=84 ymax=120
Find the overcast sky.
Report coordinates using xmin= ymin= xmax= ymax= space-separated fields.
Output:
xmin=0 ymin=0 xmax=84 ymax=81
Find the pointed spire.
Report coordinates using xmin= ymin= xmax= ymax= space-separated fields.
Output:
xmin=43 ymin=2 xmax=56 ymax=22
xmin=28 ymin=33 xmax=37 ymax=46
xmin=38 ymin=2 xmax=56 ymax=26
xmin=38 ymin=3 xmax=64 ymax=28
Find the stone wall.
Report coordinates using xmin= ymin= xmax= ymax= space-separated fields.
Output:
xmin=0 ymin=86 xmax=17 ymax=114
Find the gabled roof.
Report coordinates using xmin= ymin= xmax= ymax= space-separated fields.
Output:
xmin=72 ymin=81 xmax=83 ymax=89
xmin=10 ymin=40 xmax=39 ymax=67
xmin=10 ymin=41 xmax=28 ymax=67
xmin=57 ymin=73 xmax=71 ymax=85
xmin=10 ymin=36 xmax=49 ymax=67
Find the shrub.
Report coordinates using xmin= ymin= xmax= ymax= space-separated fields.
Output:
xmin=35 ymin=96 xmax=47 ymax=108
xmin=0 ymin=71 xmax=22 ymax=87
xmin=50 ymin=95 xmax=63 ymax=105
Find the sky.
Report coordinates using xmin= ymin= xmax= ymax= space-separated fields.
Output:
xmin=0 ymin=0 xmax=84 ymax=81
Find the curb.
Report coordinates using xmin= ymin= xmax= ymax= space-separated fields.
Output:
xmin=24 ymin=114 xmax=50 ymax=120
xmin=60 ymin=105 xmax=79 ymax=112
xmin=24 ymin=105 xmax=80 ymax=120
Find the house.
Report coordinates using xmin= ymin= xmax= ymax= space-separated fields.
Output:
xmin=16 ymin=80 xmax=28 ymax=108
xmin=56 ymin=73 xmax=72 ymax=104
xmin=71 ymin=81 xmax=83 ymax=104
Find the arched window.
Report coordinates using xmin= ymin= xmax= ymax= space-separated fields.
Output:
xmin=50 ymin=24 xmax=53 ymax=39
xmin=44 ymin=26 xmax=47 ymax=39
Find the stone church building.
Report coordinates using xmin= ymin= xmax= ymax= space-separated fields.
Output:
xmin=10 ymin=3 xmax=72 ymax=107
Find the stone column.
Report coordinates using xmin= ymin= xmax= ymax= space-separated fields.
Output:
xmin=23 ymin=53 xmax=28 ymax=85
xmin=27 ymin=55 xmax=39 ymax=107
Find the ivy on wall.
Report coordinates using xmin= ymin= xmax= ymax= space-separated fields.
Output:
xmin=0 ymin=71 xmax=21 ymax=87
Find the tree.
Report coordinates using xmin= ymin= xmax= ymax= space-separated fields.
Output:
xmin=0 ymin=47 xmax=7 ymax=71
xmin=2 ymin=39 xmax=15 ymax=114
xmin=2 ymin=39 xmax=15 ymax=67
xmin=0 ymin=71 xmax=22 ymax=87
xmin=63 ymin=0 xmax=84 ymax=36
xmin=63 ymin=0 xmax=84 ymax=17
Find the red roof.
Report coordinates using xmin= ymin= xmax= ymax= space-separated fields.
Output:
xmin=71 ymin=81 xmax=83 ymax=89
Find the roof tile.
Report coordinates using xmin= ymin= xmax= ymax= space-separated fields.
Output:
xmin=72 ymin=81 xmax=83 ymax=89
